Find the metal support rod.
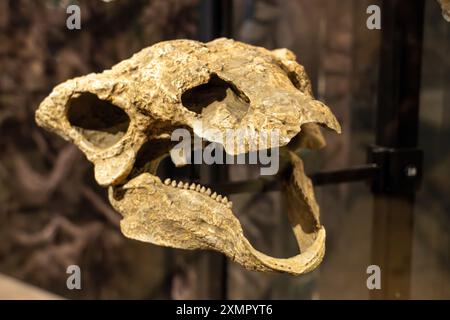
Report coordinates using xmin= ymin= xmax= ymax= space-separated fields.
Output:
xmin=311 ymin=164 xmax=379 ymax=186
xmin=208 ymin=164 xmax=379 ymax=195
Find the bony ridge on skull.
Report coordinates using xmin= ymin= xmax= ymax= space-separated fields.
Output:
xmin=35 ymin=38 xmax=341 ymax=275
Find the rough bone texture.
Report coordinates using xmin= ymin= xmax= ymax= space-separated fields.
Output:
xmin=35 ymin=38 xmax=341 ymax=275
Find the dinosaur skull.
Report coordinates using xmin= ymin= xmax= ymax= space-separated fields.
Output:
xmin=438 ymin=0 xmax=450 ymax=21
xmin=35 ymin=38 xmax=340 ymax=275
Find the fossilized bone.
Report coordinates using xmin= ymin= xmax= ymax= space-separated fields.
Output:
xmin=35 ymin=38 xmax=341 ymax=275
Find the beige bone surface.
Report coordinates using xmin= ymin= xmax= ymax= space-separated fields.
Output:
xmin=35 ymin=38 xmax=341 ymax=275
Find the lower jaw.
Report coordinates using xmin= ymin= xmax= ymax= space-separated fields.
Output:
xmin=108 ymin=151 xmax=326 ymax=276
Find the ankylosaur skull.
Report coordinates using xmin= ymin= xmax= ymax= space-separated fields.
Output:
xmin=35 ymin=38 xmax=341 ymax=275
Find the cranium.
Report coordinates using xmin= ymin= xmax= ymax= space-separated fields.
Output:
xmin=35 ymin=38 xmax=340 ymax=275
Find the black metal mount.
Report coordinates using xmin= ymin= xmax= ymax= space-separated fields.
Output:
xmin=368 ymin=145 xmax=423 ymax=194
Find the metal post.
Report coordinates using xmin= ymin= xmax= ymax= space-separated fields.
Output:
xmin=370 ymin=0 xmax=425 ymax=299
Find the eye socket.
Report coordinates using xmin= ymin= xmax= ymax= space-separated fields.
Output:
xmin=181 ymin=73 xmax=250 ymax=120
xmin=67 ymin=92 xmax=130 ymax=149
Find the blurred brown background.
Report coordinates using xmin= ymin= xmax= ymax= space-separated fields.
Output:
xmin=0 ymin=0 xmax=448 ymax=299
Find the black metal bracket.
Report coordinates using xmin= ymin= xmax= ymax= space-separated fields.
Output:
xmin=206 ymin=145 xmax=423 ymax=196
xmin=368 ymin=145 xmax=423 ymax=194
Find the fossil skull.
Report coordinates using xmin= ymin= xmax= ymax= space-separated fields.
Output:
xmin=35 ymin=38 xmax=341 ymax=275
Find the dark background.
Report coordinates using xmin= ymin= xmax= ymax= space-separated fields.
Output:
xmin=0 ymin=0 xmax=448 ymax=299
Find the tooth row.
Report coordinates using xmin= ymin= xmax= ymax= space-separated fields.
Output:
xmin=163 ymin=178 xmax=232 ymax=208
